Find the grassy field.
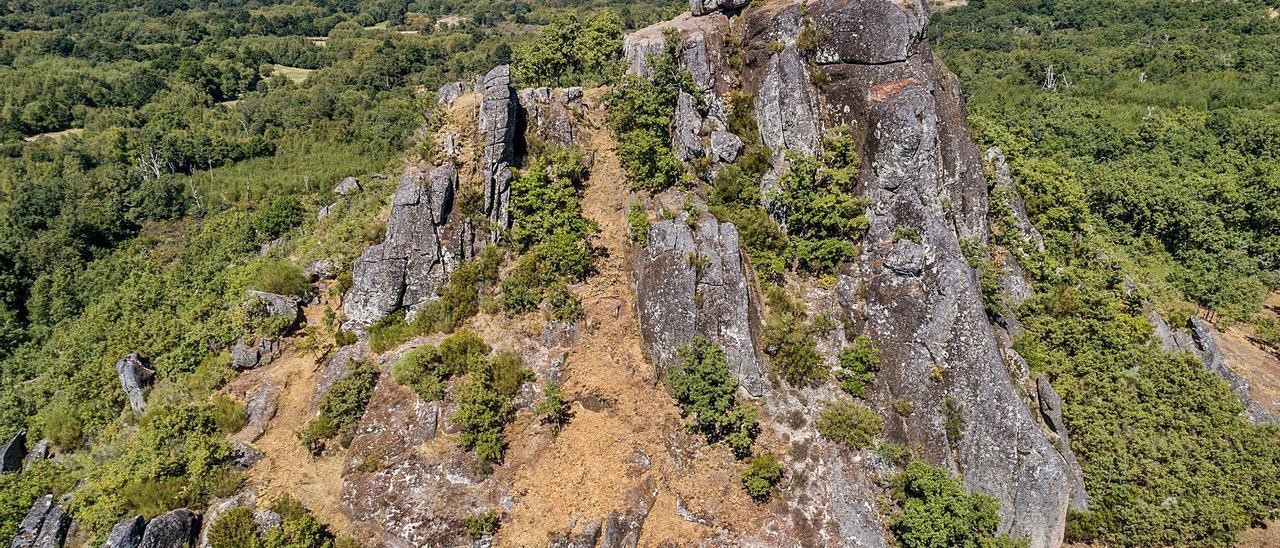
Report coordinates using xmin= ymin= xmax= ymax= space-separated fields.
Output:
xmin=270 ymin=64 xmax=313 ymax=84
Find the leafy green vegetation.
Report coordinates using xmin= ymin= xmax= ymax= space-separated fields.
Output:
xmin=669 ymin=335 xmax=759 ymax=458
xmin=762 ymin=287 xmax=824 ymax=387
xmin=299 ymin=359 xmax=379 ymax=455
xmin=464 ymin=509 xmax=501 ymax=540
xmin=606 ymin=30 xmax=695 ymax=191
xmin=740 ymin=453 xmax=784 ymax=502
xmin=935 ymin=1 xmax=1280 ymax=544
xmin=889 ymin=461 xmax=1024 ymax=548
xmin=816 ymin=399 xmax=882 ymax=450
xmin=773 ymin=126 xmax=869 ymax=274
xmin=513 ymin=10 xmax=623 ymax=87
xmin=835 ymin=336 xmax=880 ymax=398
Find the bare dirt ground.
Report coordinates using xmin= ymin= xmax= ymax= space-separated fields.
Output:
xmin=497 ymin=91 xmax=765 ymax=546
xmin=1215 ymin=293 xmax=1280 ymax=416
xmin=226 ymin=292 xmax=355 ymax=535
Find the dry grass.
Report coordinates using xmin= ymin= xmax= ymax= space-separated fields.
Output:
xmin=22 ymin=128 xmax=83 ymax=142
xmin=270 ymin=64 xmax=313 ymax=84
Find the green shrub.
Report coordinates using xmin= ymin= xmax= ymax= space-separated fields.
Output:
xmin=816 ymin=400 xmax=882 ymax=450
xmin=740 ymin=454 xmax=784 ymax=502
xmin=535 ymin=381 xmax=572 ymax=431
xmin=889 ymin=461 xmax=1023 ymax=548
xmin=606 ymin=30 xmax=696 ymax=191
xmin=391 ymin=345 xmax=448 ymax=401
xmin=763 ymin=287 xmax=825 ymax=387
xmin=773 ymin=126 xmax=870 ymax=273
xmin=334 ymin=330 xmax=357 ymax=347
xmin=210 ymin=394 xmax=247 ymax=434
xmin=627 ymin=200 xmax=651 ymax=246
xmin=476 ymin=350 xmax=532 ymax=398
xmin=546 ymin=281 xmax=583 ymax=322
xmin=453 ymin=374 xmax=514 ymax=466
xmin=835 ymin=336 xmax=880 ymax=398
xmin=249 ymin=260 xmax=309 ymax=297
xmin=512 ymin=10 xmax=622 ymax=88
xmin=207 ymin=506 xmax=261 ymax=548
xmin=253 ymin=196 xmax=305 ymax=241
xmin=464 ymin=509 xmax=501 ymax=540
xmin=892 ymin=398 xmax=915 ymax=417
xmin=877 ymin=441 xmax=911 ymax=466
xmin=669 ymin=335 xmax=759 ymax=458
xmin=300 ymin=360 xmax=379 ymax=454
xmin=439 ymin=330 xmax=492 ymax=375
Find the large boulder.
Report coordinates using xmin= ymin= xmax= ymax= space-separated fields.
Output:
xmin=232 ymin=382 xmax=279 ymax=443
xmin=1188 ymin=317 xmax=1279 ymax=424
xmin=30 ymin=503 xmax=70 ymax=548
xmin=11 ymin=494 xmax=54 ymax=548
xmin=634 ymin=216 xmax=767 ymax=396
xmin=115 ymin=353 xmax=155 ymax=413
xmin=690 ymin=0 xmax=750 ymax=17
xmin=139 ymin=508 xmax=200 ymax=548
xmin=104 ymin=516 xmax=147 ymax=548
xmin=244 ymin=291 xmax=301 ymax=330
xmin=810 ymin=0 xmax=927 ymax=65
xmin=344 ymin=163 xmax=461 ymax=325
xmin=197 ymin=492 xmax=254 ymax=548
xmin=312 ymin=345 xmax=367 ymax=411
xmin=333 ymin=176 xmax=361 ymax=196
xmin=479 ymin=65 xmax=518 ymax=237
xmin=1 ymin=431 xmax=25 ymax=472
xmin=230 ymin=337 xmax=283 ymax=371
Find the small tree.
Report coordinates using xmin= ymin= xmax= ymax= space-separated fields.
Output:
xmin=669 ymin=335 xmax=759 ymax=458
xmin=535 ymin=381 xmax=572 ymax=431
xmin=817 ymin=399 xmax=883 ymax=450
xmin=741 ymin=454 xmax=784 ymax=502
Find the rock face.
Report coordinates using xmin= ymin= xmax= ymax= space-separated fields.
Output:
xmin=30 ymin=503 xmax=70 ymax=548
xmin=230 ymin=337 xmax=283 ymax=371
xmin=245 ymin=291 xmax=302 ymax=329
xmin=11 ymin=494 xmax=54 ymax=548
xmin=197 ymin=492 xmax=254 ymax=548
xmin=1149 ymin=310 xmax=1194 ymax=354
xmin=105 ymin=516 xmax=147 ymax=548
xmin=690 ymin=0 xmax=749 ymax=17
xmin=1 ymin=431 xmax=25 ymax=472
xmin=344 ymin=163 xmax=461 ymax=326
xmin=634 ymin=216 xmax=766 ymax=396
xmin=1036 ymin=375 xmax=1089 ymax=510
xmin=770 ymin=0 xmax=1073 ymax=543
xmin=334 ymin=176 xmax=361 ymax=196
xmin=232 ymin=382 xmax=278 ymax=443
xmin=312 ymin=345 xmax=367 ymax=411
xmin=115 ymin=353 xmax=155 ymax=413
xmin=479 ymin=65 xmax=518 ymax=238
xmin=517 ymin=87 xmax=582 ymax=147
xmin=1188 ymin=317 xmax=1279 ymax=424
xmin=139 ymin=508 xmax=199 ymax=548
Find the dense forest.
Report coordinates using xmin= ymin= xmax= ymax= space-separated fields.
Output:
xmin=934 ymin=0 xmax=1280 ymax=544
xmin=0 ymin=0 xmax=1277 ymax=545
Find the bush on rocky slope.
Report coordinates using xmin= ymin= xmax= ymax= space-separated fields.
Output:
xmin=669 ymin=335 xmax=759 ymax=458
xmin=889 ymin=461 xmax=1024 ymax=548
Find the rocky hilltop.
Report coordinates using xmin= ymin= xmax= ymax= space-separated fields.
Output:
xmin=7 ymin=0 xmax=1089 ymax=546
xmin=334 ymin=0 xmax=1080 ymax=545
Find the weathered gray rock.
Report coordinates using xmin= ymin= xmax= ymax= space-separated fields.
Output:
xmin=690 ymin=0 xmax=749 ymax=17
xmin=635 ymin=216 xmax=767 ymax=396
xmin=813 ymin=0 xmax=1070 ymax=541
xmin=673 ymin=92 xmax=705 ymax=161
xmin=1149 ymin=310 xmax=1194 ymax=354
xmin=811 ymin=0 xmax=927 ymax=65
xmin=139 ymin=508 xmax=199 ymax=548
xmin=344 ymin=163 xmax=460 ymax=325
xmin=304 ymin=258 xmax=337 ymax=281
xmin=1 ymin=431 xmax=25 ymax=472
xmin=30 ymin=503 xmax=69 ymax=548
xmin=316 ymin=203 xmax=333 ymax=220
xmin=985 ymin=147 xmax=1044 ymax=253
xmin=437 ymin=81 xmax=466 ymax=107
xmin=479 ymin=65 xmax=517 ymax=237
xmin=598 ymin=481 xmax=657 ymax=548
xmin=1188 ymin=317 xmax=1279 ymax=424
xmin=517 ymin=87 xmax=578 ymax=146
xmin=709 ymin=131 xmax=742 ymax=163
xmin=233 ymin=382 xmax=278 ymax=443
xmin=548 ymin=519 xmax=601 ymax=548
xmin=244 ymin=291 xmax=301 ymax=329
xmin=230 ymin=337 xmax=283 ymax=371
xmin=23 ymin=438 xmax=48 ymax=470
xmin=1036 ymin=375 xmax=1089 ymax=510
xmin=252 ymin=510 xmax=282 ymax=536
xmin=623 ymin=14 xmax=731 ymax=95
xmin=333 ymin=176 xmax=361 ymax=196
xmin=11 ymin=494 xmax=53 ymax=548
xmin=754 ymin=45 xmax=821 ymax=158
xmin=229 ymin=442 xmax=263 ymax=470
xmin=116 ymin=353 xmax=155 ymax=413
xmin=104 ymin=515 xmax=146 ymax=548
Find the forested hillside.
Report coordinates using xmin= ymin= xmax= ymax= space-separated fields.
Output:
xmin=933 ymin=0 xmax=1280 ymax=544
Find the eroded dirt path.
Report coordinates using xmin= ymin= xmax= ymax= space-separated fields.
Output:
xmin=497 ymin=92 xmax=762 ymax=546
xmin=226 ymin=295 xmax=354 ymax=534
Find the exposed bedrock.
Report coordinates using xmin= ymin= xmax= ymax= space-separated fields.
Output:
xmin=480 ymin=64 xmax=518 ymax=237
xmin=1188 ymin=317 xmax=1279 ymax=424
xmin=634 ymin=216 xmax=767 ymax=397
xmin=832 ymin=48 xmax=1070 ymax=548
xmin=343 ymin=163 xmax=460 ymax=326
xmin=517 ymin=86 xmax=584 ymax=147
